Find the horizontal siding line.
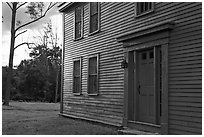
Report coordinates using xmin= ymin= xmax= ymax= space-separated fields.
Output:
xmin=64 ymin=100 xmax=123 ymax=107
xmin=169 ymin=77 xmax=201 ymax=81
xmin=169 ymin=122 xmax=202 ymax=132
xmin=63 ymin=110 xmax=122 ymax=122
xmin=61 ymin=112 xmax=122 ymax=127
xmin=170 ymin=30 xmax=201 ymax=41
xmin=169 ymin=114 xmax=201 ymax=123
xmin=169 ymin=97 xmax=202 ymax=103
xmin=169 ymin=49 xmax=202 ymax=58
xmin=169 ymin=92 xmax=201 ymax=97
xmin=169 ymin=88 xmax=201 ymax=93
xmin=66 ymin=107 xmax=123 ymax=119
xmin=169 ymin=34 xmax=202 ymax=44
xmin=170 ymin=30 xmax=201 ymax=42
xmin=169 ymin=53 xmax=202 ymax=61
xmin=169 ymin=80 xmax=201 ymax=85
xmin=63 ymin=111 xmax=122 ymax=125
xmin=64 ymin=96 xmax=123 ymax=102
xmin=169 ymin=129 xmax=200 ymax=135
xmin=65 ymin=103 xmax=123 ymax=114
xmin=168 ymin=72 xmax=201 ymax=77
xmin=169 ymin=67 xmax=201 ymax=73
xmin=169 ymin=102 xmax=202 ymax=107
xmin=169 ymin=41 xmax=201 ymax=51
xmin=169 ymin=59 xmax=201 ymax=66
xmin=172 ymin=21 xmax=201 ymax=33
xmin=169 ymin=84 xmax=202 ymax=89
xmin=169 ymin=124 xmax=201 ymax=134
xmin=169 ymin=106 xmax=201 ymax=113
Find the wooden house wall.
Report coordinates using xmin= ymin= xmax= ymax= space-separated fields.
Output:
xmin=62 ymin=2 xmax=202 ymax=134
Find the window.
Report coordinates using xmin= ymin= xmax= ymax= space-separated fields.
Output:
xmin=74 ymin=6 xmax=83 ymax=40
xmin=73 ymin=58 xmax=82 ymax=95
xmin=89 ymin=2 xmax=100 ymax=34
xmin=135 ymin=2 xmax=154 ymax=17
xmin=87 ymin=55 xmax=99 ymax=95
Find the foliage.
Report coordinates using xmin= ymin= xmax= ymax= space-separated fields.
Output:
xmin=25 ymin=2 xmax=45 ymax=19
xmin=2 ymin=19 xmax=62 ymax=102
xmin=3 ymin=2 xmax=57 ymax=105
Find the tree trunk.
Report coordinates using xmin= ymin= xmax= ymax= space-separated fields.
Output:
xmin=3 ymin=3 xmax=17 ymax=106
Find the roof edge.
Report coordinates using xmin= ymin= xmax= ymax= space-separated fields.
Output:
xmin=58 ymin=2 xmax=74 ymax=12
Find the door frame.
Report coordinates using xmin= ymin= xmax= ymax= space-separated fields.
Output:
xmin=117 ymin=21 xmax=174 ymax=134
xmin=124 ymin=44 xmax=168 ymax=134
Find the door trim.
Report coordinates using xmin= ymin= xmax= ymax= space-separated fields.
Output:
xmin=124 ymin=44 xmax=168 ymax=134
xmin=117 ymin=21 xmax=174 ymax=134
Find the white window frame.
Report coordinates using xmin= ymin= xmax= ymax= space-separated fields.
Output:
xmin=89 ymin=2 xmax=100 ymax=35
xmin=135 ymin=2 xmax=154 ymax=17
xmin=72 ymin=57 xmax=82 ymax=95
xmin=87 ymin=54 xmax=99 ymax=95
xmin=74 ymin=5 xmax=84 ymax=40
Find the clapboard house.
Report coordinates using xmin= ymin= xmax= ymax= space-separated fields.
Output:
xmin=59 ymin=2 xmax=202 ymax=135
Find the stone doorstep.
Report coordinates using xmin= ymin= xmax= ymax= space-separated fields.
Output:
xmin=118 ymin=128 xmax=159 ymax=135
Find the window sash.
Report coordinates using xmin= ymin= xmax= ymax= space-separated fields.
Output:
xmin=87 ymin=55 xmax=99 ymax=95
xmin=90 ymin=2 xmax=98 ymax=15
xmin=73 ymin=59 xmax=81 ymax=94
xmin=89 ymin=2 xmax=100 ymax=34
xmin=74 ymin=6 xmax=83 ymax=39
xmin=135 ymin=2 xmax=154 ymax=17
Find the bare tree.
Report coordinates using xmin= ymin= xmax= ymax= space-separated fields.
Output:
xmin=3 ymin=2 xmax=57 ymax=106
xmin=31 ymin=20 xmax=62 ymax=103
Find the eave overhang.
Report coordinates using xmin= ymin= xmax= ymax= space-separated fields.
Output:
xmin=116 ymin=20 xmax=175 ymax=43
xmin=58 ymin=2 xmax=75 ymax=12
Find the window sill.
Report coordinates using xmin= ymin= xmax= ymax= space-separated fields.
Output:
xmin=73 ymin=36 xmax=83 ymax=41
xmin=135 ymin=10 xmax=154 ymax=18
xmin=88 ymin=29 xmax=100 ymax=36
xmin=87 ymin=93 xmax=99 ymax=96
xmin=73 ymin=93 xmax=82 ymax=96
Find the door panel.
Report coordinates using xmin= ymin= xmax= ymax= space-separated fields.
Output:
xmin=138 ymin=49 xmax=156 ymax=124
xmin=127 ymin=48 xmax=161 ymax=125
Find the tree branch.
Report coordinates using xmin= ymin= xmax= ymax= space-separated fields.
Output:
xmin=16 ymin=2 xmax=27 ymax=10
xmin=6 ymin=2 xmax=13 ymax=10
xmin=14 ymin=42 xmax=35 ymax=50
xmin=15 ymin=30 xmax=27 ymax=38
xmin=15 ymin=2 xmax=57 ymax=32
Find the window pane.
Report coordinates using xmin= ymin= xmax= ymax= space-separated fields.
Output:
xmin=149 ymin=51 xmax=154 ymax=59
xmin=90 ymin=14 xmax=98 ymax=33
xmin=74 ymin=60 xmax=80 ymax=76
xmin=74 ymin=77 xmax=80 ymax=93
xmin=136 ymin=2 xmax=153 ymax=16
xmin=90 ymin=2 xmax=98 ymax=15
xmin=75 ymin=7 xmax=82 ymax=22
xmin=75 ymin=22 xmax=81 ymax=38
xmin=89 ymin=57 xmax=97 ymax=74
xmin=88 ymin=75 xmax=97 ymax=94
xmin=142 ymin=52 xmax=147 ymax=60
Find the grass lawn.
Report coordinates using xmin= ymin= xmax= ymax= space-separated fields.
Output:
xmin=2 ymin=101 xmax=119 ymax=135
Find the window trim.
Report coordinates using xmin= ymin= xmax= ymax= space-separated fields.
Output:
xmin=88 ymin=2 xmax=100 ymax=35
xmin=74 ymin=5 xmax=84 ymax=41
xmin=72 ymin=57 xmax=82 ymax=95
xmin=134 ymin=2 xmax=154 ymax=18
xmin=87 ymin=54 xmax=99 ymax=96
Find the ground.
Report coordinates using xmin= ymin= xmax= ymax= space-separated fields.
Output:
xmin=2 ymin=101 xmax=118 ymax=135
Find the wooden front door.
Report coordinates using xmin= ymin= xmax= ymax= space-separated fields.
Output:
xmin=128 ymin=47 xmax=161 ymax=125
xmin=138 ymin=49 xmax=156 ymax=124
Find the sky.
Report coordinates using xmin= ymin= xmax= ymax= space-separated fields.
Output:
xmin=1 ymin=2 xmax=63 ymax=67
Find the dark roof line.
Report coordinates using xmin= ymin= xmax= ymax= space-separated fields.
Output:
xmin=58 ymin=2 xmax=74 ymax=12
